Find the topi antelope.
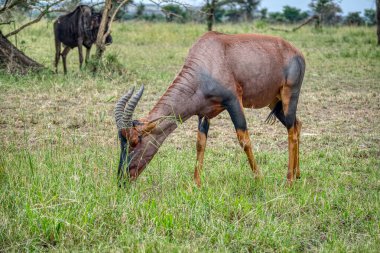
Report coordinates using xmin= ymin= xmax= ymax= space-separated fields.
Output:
xmin=115 ymin=31 xmax=305 ymax=186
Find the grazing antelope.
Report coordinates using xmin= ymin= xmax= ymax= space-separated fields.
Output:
xmin=115 ymin=31 xmax=305 ymax=186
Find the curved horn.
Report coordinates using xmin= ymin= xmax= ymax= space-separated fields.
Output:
xmin=123 ymin=85 xmax=144 ymax=128
xmin=114 ymin=87 xmax=135 ymax=130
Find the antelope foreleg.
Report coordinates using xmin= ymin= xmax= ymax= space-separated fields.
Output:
xmin=226 ymin=98 xmax=261 ymax=179
xmin=194 ymin=117 xmax=209 ymax=187
xmin=236 ymin=129 xmax=261 ymax=178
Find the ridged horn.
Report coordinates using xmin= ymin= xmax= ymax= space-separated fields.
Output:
xmin=114 ymin=87 xmax=135 ymax=130
xmin=123 ymin=85 xmax=144 ymax=128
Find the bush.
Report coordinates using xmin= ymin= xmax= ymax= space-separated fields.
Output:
xmin=344 ymin=12 xmax=364 ymax=26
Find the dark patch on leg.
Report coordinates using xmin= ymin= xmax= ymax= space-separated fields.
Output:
xmin=194 ymin=116 xmax=210 ymax=187
xmin=271 ymin=55 xmax=305 ymax=129
xmin=266 ymin=101 xmax=284 ymax=125
xmin=224 ymin=98 xmax=247 ymax=131
xmin=199 ymin=72 xmax=234 ymax=100
xmin=198 ymin=116 xmax=210 ymax=136
xmin=266 ymin=101 xmax=295 ymax=129
xmin=199 ymin=72 xmax=246 ymax=130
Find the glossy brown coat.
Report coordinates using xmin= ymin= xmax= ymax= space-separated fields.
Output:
xmin=118 ymin=31 xmax=305 ymax=185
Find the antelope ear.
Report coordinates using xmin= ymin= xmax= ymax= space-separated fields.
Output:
xmin=141 ymin=122 xmax=157 ymax=136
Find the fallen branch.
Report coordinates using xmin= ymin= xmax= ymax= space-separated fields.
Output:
xmin=292 ymin=15 xmax=319 ymax=31
xmin=270 ymin=15 xmax=320 ymax=33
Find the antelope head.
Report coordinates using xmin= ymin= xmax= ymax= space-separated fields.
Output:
xmin=114 ymin=85 xmax=158 ymax=182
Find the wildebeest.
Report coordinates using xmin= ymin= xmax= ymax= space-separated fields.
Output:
xmin=115 ymin=32 xmax=305 ymax=187
xmin=54 ymin=5 xmax=113 ymax=74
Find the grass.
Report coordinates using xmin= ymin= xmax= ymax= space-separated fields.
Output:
xmin=1 ymin=21 xmax=380 ymax=251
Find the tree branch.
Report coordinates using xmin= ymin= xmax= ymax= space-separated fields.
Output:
xmin=4 ymin=0 xmax=65 ymax=38
xmin=0 ymin=0 xmax=18 ymax=14
xmin=0 ymin=20 xmax=14 ymax=26
xmin=102 ymin=0 xmax=130 ymax=43
xmin=90 ymin=1 xmax=105 ymax=9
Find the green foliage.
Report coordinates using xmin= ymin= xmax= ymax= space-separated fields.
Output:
xmin=259 ymin=7 xmax=268 ymax=20
xmin=161 ymin=4 xmax=187 ymax=23
xmin=282 ymin=5 xmax=309 ymax=23
xmin=364 ymin=9 xmax=376 ymax=26
xmin=344 ymin=12 xmax=364 ymax=26
xmin=268 ymin=12 xmax=286 ymax=23
xmin=135 ymin=2 xmax=145 ymax=19
xmin=309 ymin=0 xmax=342 ymax=25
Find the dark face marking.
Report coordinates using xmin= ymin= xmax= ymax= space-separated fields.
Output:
xmin=117 ymin=130 xmax=128 ymax=180
xmin=199 ymin=72 xmax=247 ymax=131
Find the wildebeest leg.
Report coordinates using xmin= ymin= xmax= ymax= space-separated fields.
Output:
xmin=78 ymin=40 xmax=84 ymax=70
xmin=194 ymin=116 xmax=210 ymax=187
xmin=85 ymin=47 xmax=91 ymax=65
xmin=61 ymin=46 xmax=71 ymax=75
xmin=225 ymin=98 xmax=261 ymax=179
xmin=54 ymin=40 xmax=61 ymax=74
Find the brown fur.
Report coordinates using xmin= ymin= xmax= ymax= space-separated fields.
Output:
xmin=120 ymin=32 xmax=305 ymax=185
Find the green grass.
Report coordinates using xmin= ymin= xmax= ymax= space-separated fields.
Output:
xmin=1 ymin=21 xmax=380 ymax=251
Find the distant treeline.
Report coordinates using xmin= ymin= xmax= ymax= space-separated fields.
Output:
xmin=9 ymin=0 xmax=378 ymax=26
xmin=111 ymin=0 xmax=377 ymax=26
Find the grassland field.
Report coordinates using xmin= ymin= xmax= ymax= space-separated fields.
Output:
xmin=0 ymin=21 xmax=379 ymax=252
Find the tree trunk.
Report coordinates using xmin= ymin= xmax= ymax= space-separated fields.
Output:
xmin=0 ymin=31 xmax=44 ymax=74
xmin=92 ymin=0 xmax=112 ymax=73
xmin=246 ymin=6 xmax=253 ymax=22
xmin=377 ymin=0 xmax=380 ymax=45
xmin=95 ymin=0 xmax=112 ymax=60
xmin=206 ymin=0 xmax=216 ymax=31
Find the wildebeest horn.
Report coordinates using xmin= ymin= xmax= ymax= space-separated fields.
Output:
xmin=123 ymin=85 xmax=144 ymax=128
xmin=115 ymin=87 xmax=135 ymax=130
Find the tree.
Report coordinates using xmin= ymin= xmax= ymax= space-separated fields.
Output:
xmin=135 ymin=2 xmax=145 ymax=19
xmin=204 ymin=0 xmax=217 ymax=31
xmin=93 ymin=0 xmax=130 ymax=71
xmin=283 ymin=5 xmax=308 ymax=23
xmin=0 ymin=0 xmax=64 ymax=74
xmin=309 ymin=0 xmax=342 ymax=25
xmin=268 ymin=12 xmax=286 ymax=23
xmin=364 ymin=8 xmax=376 ymax=26
xmin=161 ymin=4 xmax=187 ymax=22
xmin=344 ymin=12 xmax=364 ymax=26
xmin=236 ymin=0 xmax=260 ymax=21
xmin=259 ymin=7 xmax=267 ymax=20
xmin=377 ymin=0 xmax=380 ymax=45
xmin=0 ymin=30 xmax=43 ymax=73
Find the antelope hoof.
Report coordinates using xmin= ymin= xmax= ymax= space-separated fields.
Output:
xmin=286 ymin=180 xmax=294 ymax=187
xmin=194 ymin=168 xmax=202 ymax=187
xmin=254 ymin=172 xmax=263 ymax=180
